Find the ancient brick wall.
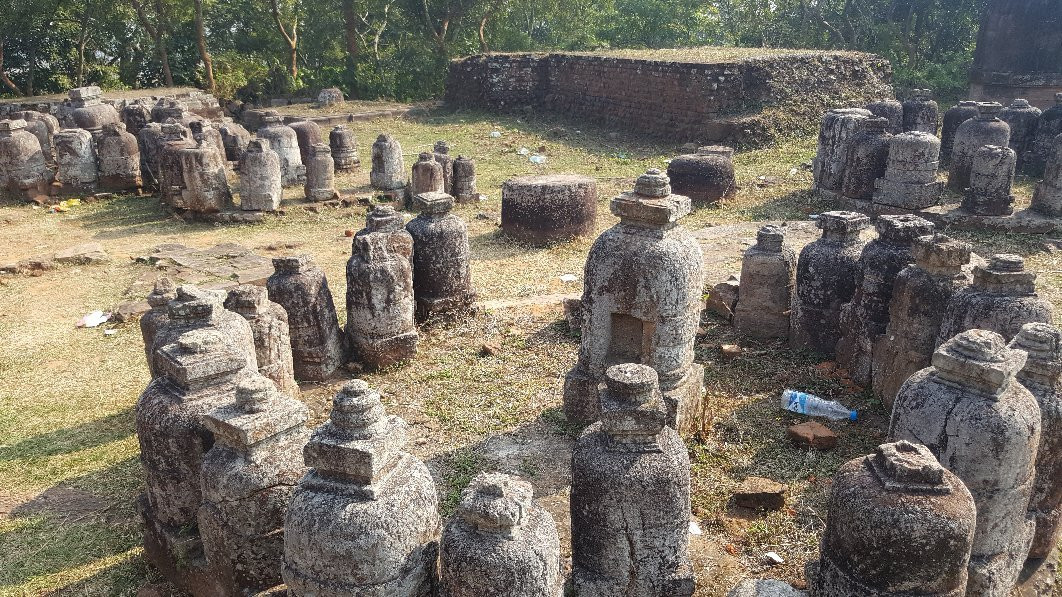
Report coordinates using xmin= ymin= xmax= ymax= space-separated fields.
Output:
xmin=446 ymin=51 xmax=893 ymax=146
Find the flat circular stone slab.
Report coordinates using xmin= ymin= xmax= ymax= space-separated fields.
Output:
xmin=501 ymin=174 xmax=597 ymax=246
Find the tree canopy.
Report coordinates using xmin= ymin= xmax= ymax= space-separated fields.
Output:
xmin=0 ymin=0 xmax=988 ymax=102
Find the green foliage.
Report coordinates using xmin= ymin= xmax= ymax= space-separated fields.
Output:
xmin=0 ymin=0 xmax=987 ymax=102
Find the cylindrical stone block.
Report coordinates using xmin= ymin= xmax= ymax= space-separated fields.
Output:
xmin=329 ymin=126 xmax=358 ymax=171
xmin=501 ymin=174 xmax=597 ymax=246
xmin=304 ymin=143 xmax=338 ymax=202
xmin=1032 ymin=133 xmax=1062 ymax=216
xmin=452 ymin=155 xmax=478 ymax=203
xmin=666 ymin=145 xmax=737 ymax=205
xmin=840 ymin=117 xmax=891 ymax=201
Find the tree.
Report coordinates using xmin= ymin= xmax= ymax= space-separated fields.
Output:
xmin=268 ymin=0 xmax=300 ymax=81
xmin=192 ymin=0 xmax=216 ymax=91
xmin=130 ymin=0 xmax=175 ymax=86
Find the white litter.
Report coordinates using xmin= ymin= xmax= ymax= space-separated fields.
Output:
xmin=559 ymin=274 xmax=578 ymax=283
xmin=764 ymin=551 xmax=785 ymax=565
xmin=517 ymin=147 xmax=530 ymax=155
xmin=104 ymin=329 xmax=118 ymax=336
xmin=529 ymin=155 xmax=547 ymax=164
xmin=77 ymin=310 xmax=110 ymax=328
xmin=489 ymin=131 xmax=502 ymax=138
xmin=688 ymin=521 xmax=702 ymax=535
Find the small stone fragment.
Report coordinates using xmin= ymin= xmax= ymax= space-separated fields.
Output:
xmin=707 ymin=276 xmax=741 ymax=321
xmin=733 ymin=477 xmax=787 ymax=511
xmin=787 ymin=421 xmax=837 ymax=450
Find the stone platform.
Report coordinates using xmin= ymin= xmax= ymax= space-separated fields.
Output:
xmin=446 ymin=49 xmax=892 ymax=147
xmin=831 ymin=190 xmax=1062 ymax=234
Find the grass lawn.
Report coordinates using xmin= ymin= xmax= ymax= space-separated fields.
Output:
xmin=0 ymin=105 xmax=1058 ymax=596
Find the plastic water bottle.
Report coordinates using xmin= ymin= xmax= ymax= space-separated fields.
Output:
xmin=781 ymin=389 xmax=857 ymax=421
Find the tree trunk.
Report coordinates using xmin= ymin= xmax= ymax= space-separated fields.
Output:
xmin=268 ymin=0 xmax=299 ymax=80
xmin=0 ymin=39 xmax=24 ymax=96
xmin=26 ymin=44 xmax=36 ymax=96
xmin=193 ymin=0 xmax=216 ymax=92
xmin=341 ymin=0 xmax=359 ymax=59
xmin=479 ymin=13 xmax=489 ymax=53
xmin=131 ymin=0 xmax=174 ymax=87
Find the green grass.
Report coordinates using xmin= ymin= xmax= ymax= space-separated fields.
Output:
xmin=0 ymin=106 xmax=1059 ymax=595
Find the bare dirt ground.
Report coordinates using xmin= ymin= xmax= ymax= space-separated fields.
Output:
xmin=1 ymin=106 xmax=1060 ymax=596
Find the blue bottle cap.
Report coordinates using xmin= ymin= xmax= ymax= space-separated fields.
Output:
xmin=849 ymin=411 xmax=858 ymax=422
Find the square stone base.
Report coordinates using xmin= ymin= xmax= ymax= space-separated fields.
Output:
xmin=873 ymin=179 xmax=944 ymax=210
xmin=351 ymin=331 xmax=419 ymax=370
xmin=138 ymin=494 xmax=222 ymax=596
xmin=663 ymin=363 xmax=705 ymax=435
xmin=415 ymin=293 xmax=476 ymax=324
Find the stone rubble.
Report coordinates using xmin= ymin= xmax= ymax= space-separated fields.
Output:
xmin=223 ymin=284 xmax=300 ymax=398
xmin=199 ymin=374 xmax=308 ymax=595
xmin=439 ymin=472 xmax=561 ymax=597
xmin=733 ymin=224 xmax=796 ymax=340
xmin=266 ymin=255 xmax=344 ymax=382
xmin=790 ymin=211 xmax=870 ymax=357
xmin=890 ymin=329 xmax=1041 ymax=596
xmin=405 ymin=191 xmax=476 ymax=323
xmin=120 ymin=101 xmax=152 ymax=138
xmin=872 ymin=234 xmax=971 ymax=408
xmin=345 ymin=205 xmax=418 ymax=370
xmin=563 ymin=169 xmax=704 ymax=432
xmin=836 ymin=214 xmax=935 ymax=387
xmin=571 ymin=364 xmax=695 ymax=597
xmin=282 ymin=380 xmax=440 ymax=596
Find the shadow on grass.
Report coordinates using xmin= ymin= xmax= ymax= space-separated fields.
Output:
xmin=69 ymin=195 xmax=193 ymax=241
xmin=0 ymin=409 xmax=134 ymax=462
xmin=1 ymin=456 xmax=143 ymax=591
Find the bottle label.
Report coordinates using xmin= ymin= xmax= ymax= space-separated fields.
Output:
xmin=785 ymin=390 xmax=808 ymax=414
